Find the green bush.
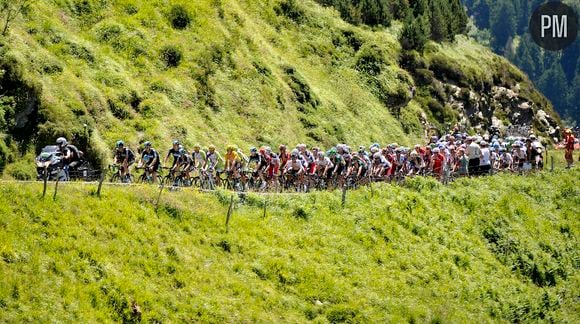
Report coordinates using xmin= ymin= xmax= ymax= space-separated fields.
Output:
xmin=355 ymin=44 xmax=387 ymax=76
xmin=4 ymin=159 xmax=36 ymax=180
xmin=429 ymin=56 xmax=468 ymax=87
xmin=275 ymin=0 xmax=306 ymax=23
xmin=160 ymin=45 xmax=182 ymax=68
xmin=168 ymin=5 xmax=191 ymax=30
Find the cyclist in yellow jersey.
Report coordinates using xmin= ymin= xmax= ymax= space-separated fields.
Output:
xmin=225 ymin=145 xmax=242 ymax=177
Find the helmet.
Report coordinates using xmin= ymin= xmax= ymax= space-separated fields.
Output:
xmin=144 ymin=141 xmax=152 ymax=147
xmin=179 ymin=148 xmax=186 ymax=155
xmin=173 ymin=140 xmax=180 ymax=145
xmin=291 ymin=153 xmax=298 ymax=158
xmin=433 ymin=147 xmax=440 ymax=153
xmin=116 ymin=140 xmax=124 ymax=148
xmin=328 ymin=148 xmax=337 ymax=155
xmin=317 ymin=151 xmax=324 ymax=158
xmin=265 ymin=146 xmax=272 ymax=154
xmin=370 ymin=146 xmax=379 ymax=153
xmin=279 ymin=144 xmax=286 ymax=150
xmin=226 ymin=144 xmax=235 ymax=151
xmin=291 ymin=148 xmax=299 ymax=155
xmin=250 ymin=147 xmax=257 ymax=153
xmin=373 ymin=152 xmax=381 ymax=159
xmin=259 ymin=147 xmax=266 ymax=155
xmin=208 ymin=144 xmax=216 ymax=150
xmin=193 ymin=144 xmax=201 ymax=149
xmin=56 ymin=137 xmax=67 ymax=147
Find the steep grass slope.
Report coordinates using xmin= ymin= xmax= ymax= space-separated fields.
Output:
xmin=0 ymin=0 xmax=559 ymax=174
xmin=0 ymin=169 xmax=578 ymax=322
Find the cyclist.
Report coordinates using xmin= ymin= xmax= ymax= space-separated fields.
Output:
xmin=203 ymin=144 xmax=223 ymax=173
xmin=247 ymin=147 xmax=261 ymax=171
xmin=113 ymin=140 xmax=135 ymax=180
xmin=408 ymin=151 xmax=423 ymax=176
xmin=283 ymin=152 xmax=305 ymax=176
xmin=224 ymin=145 xmax=242 ymax=178
xmin=267 ymin=148 xmax=280 ymax=188
xmin=174 ymin=148 xmax=193 ymax=182
xmin=298 ymin=144 xmax=316 ymax=175
xmin=56 ymin=137 xmax=82 ymax=180
xmin=431 ymin=147 xmax=445 ymax=179
xmin=164 ymin=140 xmax=182 ymax=169
xmin=137 ymin=141 xmax=160 ymax=183
xmin=191 ymin=144 xmax=206 ymax=170
xmin=328 ymin=148 xmax=345 ymax=178
xmin=315 ymin=151 xmax=334 ymax=179
xmin=371 ymin=152 xmax=390 ymax=177
xmin=278 ymin=145 xmax=291 ymax=171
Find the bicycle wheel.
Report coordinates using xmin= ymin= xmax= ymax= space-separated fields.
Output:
xmin=110 ymin=173 xmax=120 ymax=183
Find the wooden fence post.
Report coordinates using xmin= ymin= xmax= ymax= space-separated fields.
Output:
xmin=42 ymin=168 xmax=48 ymax=198
xmin=341 ymin=186 xmax=347 ymax=208
xmin=96 ymin=168 xmax=106 ymax=197
xmin=550 ymin=156 xmax=554 ymax=172
xmin=52 ymin=174 xmax=60 ymax=201
xmin=155 ymin=181 xmax=166 ymax=213
xmin=263 ymin=198 xmax=267 ymax=218
xmin=226 ymin=194 xmax=234 ymax=233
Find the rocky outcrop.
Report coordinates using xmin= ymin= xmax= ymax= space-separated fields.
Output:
xmin=441 ymin=82 xmax=560 ymax=141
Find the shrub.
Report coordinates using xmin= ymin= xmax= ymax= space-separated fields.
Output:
xmin=292 ymin=207 xmax=310 ymax=220
xmin=4 ymin=159 xmax=36 ymax=180
xmin=168 ymin=5 xmax=191 ymax=30
xmin=94 ymin=22 xmax=124 ymax=43
xmin=160 ymin=45 xmax=182 ymax=68
xmin=62 ymin=41 xmax=95 ymax=63
xmin=275 ymin=0 xmax=306 ymax=23
xmin=429 ymin=56 xmax=468 ymax=87
xmin=355 ymin=44 xmax=387 ymax=76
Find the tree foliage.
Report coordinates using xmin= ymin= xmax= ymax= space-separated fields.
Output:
xmin=467 ymin=0 xmax=579 ymax=123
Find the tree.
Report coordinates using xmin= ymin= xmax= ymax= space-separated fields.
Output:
xmin=537 ymin=63 xmax=568 ymax=111
xmin=490 ymin=0 xmax=516 ymax=54
xmin=448 ymin=0 xmax=468 ymax=38
xmin=472 ymin=0 xmax=490 ymax=29
xmin=399 ymin=13 xmax=429 ymax=52
xmin=513 ymin=35 xmax=536 ymax=79
xmin=429 ymin=0 xmax=447 ymax=42
xmin=0 ymin=0 xmax=30 ymax=36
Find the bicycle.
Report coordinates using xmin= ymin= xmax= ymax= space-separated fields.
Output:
xmin=109 ymin=164 xmax=134 ymax=183
xmin=135 ymin=166 xmax=161 ymax=185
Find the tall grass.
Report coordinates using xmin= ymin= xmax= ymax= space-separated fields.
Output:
xmin=0 ymin=168 xmax=578 ymax=322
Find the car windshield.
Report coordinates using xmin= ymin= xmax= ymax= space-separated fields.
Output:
xmin=41 ymin=145 xmax=60 ymax=153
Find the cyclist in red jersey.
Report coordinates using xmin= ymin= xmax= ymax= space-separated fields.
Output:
xmin=431 ymin=147 xmax=445 ymax=179
xmin=278 ymin=144 xmax=290 ymax=171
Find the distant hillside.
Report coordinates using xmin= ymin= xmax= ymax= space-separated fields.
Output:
xmin=0 ymin=0 xmax=561 ymax=177
xmin=0 ymin=169 xmax=578 ymax=322
xmin=464 ymin=0 xmax=579 ymax=124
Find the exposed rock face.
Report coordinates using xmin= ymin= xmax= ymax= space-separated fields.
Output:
xmin=442 ymin=83 xmax=559 ymax=140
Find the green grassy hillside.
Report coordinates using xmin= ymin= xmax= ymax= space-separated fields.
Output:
xmin=0 ymin=0 xmax=560 ymax=175
xmin=1 ymin=169 xmax=578 ymax=322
